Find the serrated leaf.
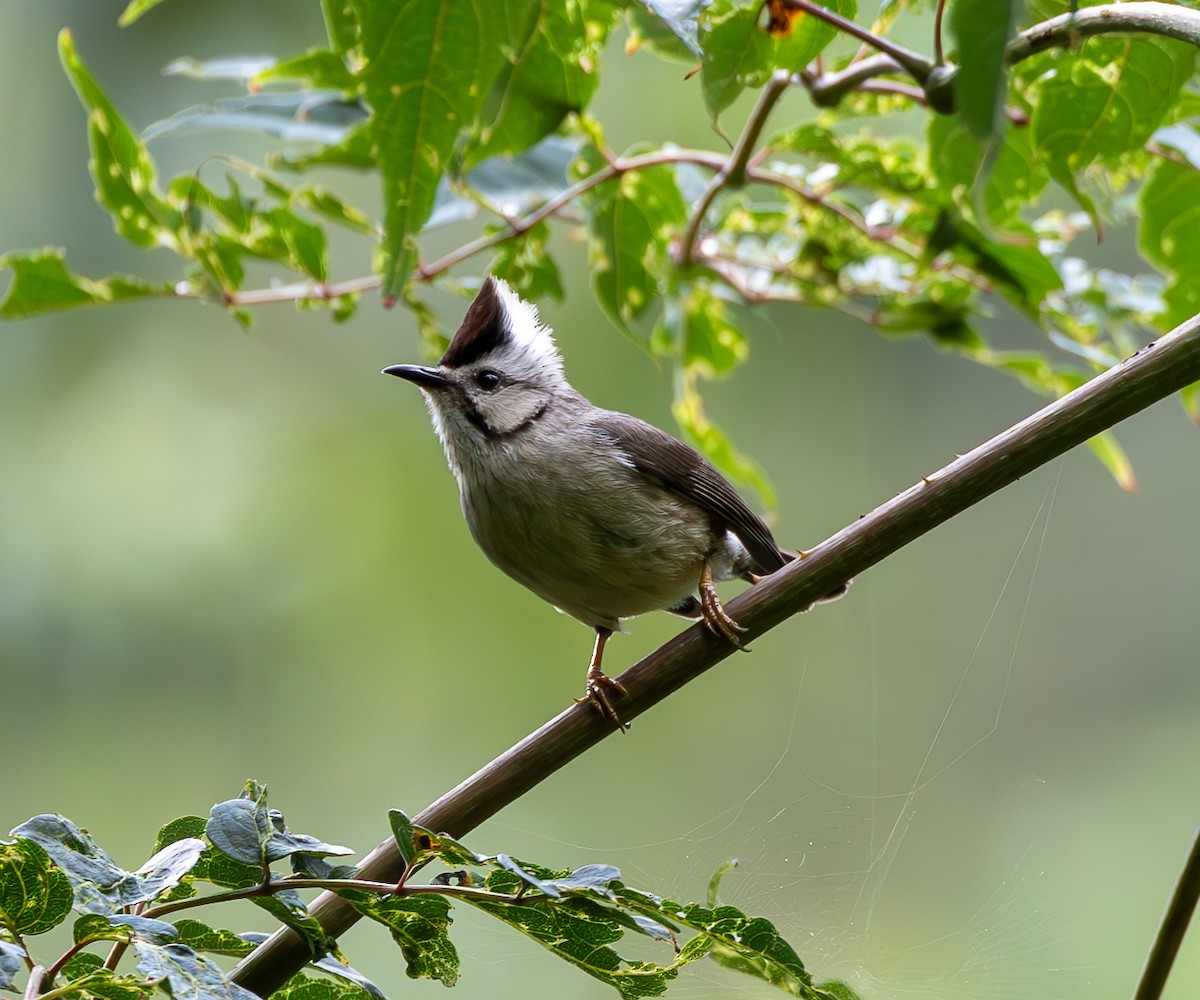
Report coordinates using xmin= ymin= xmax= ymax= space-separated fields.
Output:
xmin=170 ymin=920 xmax=255 ymax=958
xmin=0 ymin=837 xmax=73 ymax=934
xmin=408 ymin=826 xmax=482 ymax=870
xmin=0 ymin=939 xmax=24 ymax=991
xmin=1031 ymin=35 xmax=1195 ymax=216
xmin=350 ymin=2 xmax=515 ymax=299
xmin=465 ymin=888 xmax=674 ymax=999
xmin=0 ymin=248 xmax=172 ymax=319
xmin=949 ymin=0 xmax=1021 ymax=143
xmin=133 ymin=941 xmax=260 ymax=1000
xmin=347 ymin=895 xmax=459 ymax=986
xmin=467 ymin=1 xmax=616 ymax=168
xmin=58 ymin=31 xmax=181 ymax=251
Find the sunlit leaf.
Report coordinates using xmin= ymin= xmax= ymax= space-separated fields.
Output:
xmin=350 ymin=1 xmax=517 ymax=299
xmin=118 ymin=0 xmax=170 ymax=26
xmin=1138 ymin=157 xmax=1200 ymax=328
xmin=345 ymin=894 xmax=459 ymax=987
xmin=467 ymin=1 xmax=617 ymax=168
xmin=133 ymin=941 xmax=260 ymax=1000
xmin=0 ymin=838 xmax=73 ymax=935
xmin=631 ymin=0 xmax=712 ymax=58
xmin=58 ymin=31 xmax=182 ymax=251
xmin=1087 ymin=430 xmax=1138 ymax=493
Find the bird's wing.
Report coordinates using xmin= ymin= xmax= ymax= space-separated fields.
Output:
xmin=592 ymin=411 xmax=790 ymax=574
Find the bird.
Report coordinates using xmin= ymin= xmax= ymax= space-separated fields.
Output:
xmin=383 ymin=276 xmax=801 ymax=729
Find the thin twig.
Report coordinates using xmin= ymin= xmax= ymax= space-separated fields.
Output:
xmin=679 ymin=72 xmax=793 ymax=265
xmin=1131 ymin=825 xmax=1200 ymax=1000
xmin=232 ymin=312 xmax=1200 ymax=998
xmin=781 ymin=0 xmax=934 ymax=81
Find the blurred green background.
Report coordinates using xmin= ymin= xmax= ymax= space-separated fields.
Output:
xmin=3 ymin=3 xmax=1199 ymax=999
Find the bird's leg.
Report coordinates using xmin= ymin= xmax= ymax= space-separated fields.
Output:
xmin=576 ymin=626 xmax=629 ymax=730
xmin=699 ymin=556 xmax=748 ymax=649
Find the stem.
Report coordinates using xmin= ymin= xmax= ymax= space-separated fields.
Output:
xmin=1007 ymin=1 xmax=1200 ymax=64
xmin=1131 ymin=825 xmax=1200 ymax=1000
xmin=933 ymin=0 xmax=947 ymax=64
xmin=802 ymin=52 xmax=906 ymax=106
xmin=21 ymin=967 xmax=46 ymax=1000
xmin=679 ymin=71 xmax=793 ymax=265
xmin=232 ymin=311 xmax=1200 ymax=997
xmin=781 ymin=0 xmax=934 ymax=81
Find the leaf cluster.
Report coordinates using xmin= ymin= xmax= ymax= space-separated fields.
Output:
xmin=3 ymin=0 xmax=1199 ymax=493
xmin=1 ymin=782 xmax=861 ymax=1000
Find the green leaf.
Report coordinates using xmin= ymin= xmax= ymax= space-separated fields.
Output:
xmin=949 ymin=0 xmax=1022 ymax=143
xmin=465 ymin=886 xmax=674 ymax=999
xmin=254 ymin=50 xmax=357 ymax=91
xmin=118 ymin=0 xmax=170 ymax=26
xmin=73 ymin=913 xmax=179 ymax=946
xmin=576 ymin=148 xmax=687 ymax=335
xmin=388 ymin=810 xmax=416 ymax=869
xmin=0 ymin=247 xmax=173 ymax=319
xmin=273 ymin=973 xmax=379 ymax=1000
xmin=632 ymin=0 xmax=713 ymax=58
xmin=170 ymin=920 xmax=255 ymax=958
xmin=700 ymin=0 xmax=773 ymax=121
xmin=133 ymin=941 xmax=260 ymax=1000
xmin=59 ymin=960 xmax=147 ymax=1000
xmin=488 ymin=220 xmax=565 ymax=302
xmin=701 ymin=0 xmax=853 ymax=122
xmin=0 ymin=838 xmax=72 ymax=935
xmin=206 ymin=782 xmax=351 ymax=869
xmin=1138 ymin=157 xmax=1200 ymax=328
xmin=346 ymin=894 xmax=459 ymax=986
xmin=350 ymin=1 xmax=517 ymax=300
xmin=10 ymin=816 xmax=190 ymax=916
xmin=673 ymin=371 xmax=776 ymax=510
xmin=467 ymin=0 xmax=617 ymax=167
xmin=1030 ymin=35 xmax=1195 ymax=215
xmin=1087 ymin=430 xmax=1138 ymax=493
xmin=322 ymin=0 xmax=361 ymax=53
xmin=927 ymin=115 xmax=1048 ymax=225
xmin=58 ymin=30 xmax=182 ymax=251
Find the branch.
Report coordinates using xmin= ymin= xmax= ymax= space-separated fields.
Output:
xmin=1007 ymin=1 xmax=1200 ymax=65
xmin=1132 ymin=825 xmax=1200 ymax=1000
xmin=230 ymin=312 xmax=1200 ymax=996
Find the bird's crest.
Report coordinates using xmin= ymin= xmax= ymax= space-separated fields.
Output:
xmin=441 ymin=277 xmax=562 ymax=376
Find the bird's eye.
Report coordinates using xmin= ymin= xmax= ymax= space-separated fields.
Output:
xmin=474 ymin=370 xmax=502 ymax=391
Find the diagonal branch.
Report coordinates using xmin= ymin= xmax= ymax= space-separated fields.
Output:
xmin=231 ymin=312 xmax=1200 ymax=996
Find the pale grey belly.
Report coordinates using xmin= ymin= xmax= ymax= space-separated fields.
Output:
xmin=463 ymin=474 xmax=719 ymax=631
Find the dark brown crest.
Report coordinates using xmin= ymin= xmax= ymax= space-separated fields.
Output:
xmin=440 ymin=277 xmax=508 ymax=369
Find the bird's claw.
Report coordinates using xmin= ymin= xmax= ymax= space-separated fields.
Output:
xmin=578 ymin=667 xmax=629 ymax=731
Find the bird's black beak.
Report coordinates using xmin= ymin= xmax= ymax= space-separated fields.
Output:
xmin=382 ymin=363 xmax=452 ymax=389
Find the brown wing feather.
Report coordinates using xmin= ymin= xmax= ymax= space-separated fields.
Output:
xmin=593 ymin=411 xmax=790 ymax=574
